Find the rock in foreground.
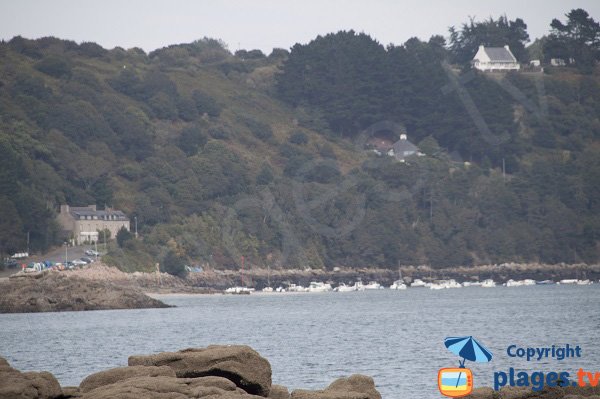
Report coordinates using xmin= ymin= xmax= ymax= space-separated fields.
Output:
xmin=0 ymin=345 xmax=381 ymax=399
xmin=128 ymin=345 xmax=272 ymax=396
xmin=290 ymin=374 xmax=381 ymax=399
xmin=0 ymin=272 xmax=170 ymax=313
xmin=0 ymin=357 xmax=62 ymax=399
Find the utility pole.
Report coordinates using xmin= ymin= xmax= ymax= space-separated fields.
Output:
xmin=241 ymin=256 xmax=245 ymax=287
xmin=134 ymin=216 xmax=138 ymax=239
xmin=26 ymin=231 xmax=30 ymax=255
xmin=64 ymin=242 xmax=68 ymax=265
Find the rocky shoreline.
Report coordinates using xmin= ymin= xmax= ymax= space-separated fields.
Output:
xmin=1 ymin=262 xmax=598 ymax=314
xmin=49 ymin=262 xmax=600 ymax=292
xmin=0 ymin=345 xmax=382 ymax=399
xmin=1 ymin=345 xmax=598 ymax=399
xmin=0 ymin=271 xmax=170 ymax=313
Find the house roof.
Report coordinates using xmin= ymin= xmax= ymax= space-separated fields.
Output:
xmin=71 ymin=209 xmax=129 ymax=220
xmin=480 ymin=47 xmax=517 ymax=62
xmin=392 ymin=139 xmax=419 ymax=155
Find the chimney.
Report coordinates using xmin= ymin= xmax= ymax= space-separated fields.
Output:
xmin=88 ymin=204 xmax=97 ymax=211
xmin=60 ymin=204 xmax=69 ymax=214
xmin=400 ymin=134 xmax=407 ymax=141
xmin=479 ymin=44 xmax=484 ymax=51
xmin=504 ymin=45 xmax=510 ymax=50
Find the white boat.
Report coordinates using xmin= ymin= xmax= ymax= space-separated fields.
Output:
xmin=224 ymin=286 xmax=254 ymax=294
xmin=559 ymin=279 xmax=578 ymax=285
xmin=445 ymin=279 xmax=462 ymax=289
xmin=429 ymin=283 xmax=445 ymax=290
xmin=307 ymin=281 xmax=332 ymax=292
xmin=389 ymin=280 xmax=407 ymax=290
xmin=481 ymin=279 xmax=496 ymax=288
xmin=462 ymin=281 xmax=482 ymax=287
xmin=261 ymin=286 xmax=274 ymax=292
xmin=364 ymin=281 xmax=383 ymax=290
xmin=505 ymin=279 xmax=522 ymax=287
xmin=576 ymin=279 xmax=592 ymax=285
xmin=275 ymin=286 xmax=286 ymax=292
xmin=429 ymin=279 xmax=461 ymax=289
xmin=287 ymin=284 xmax=308 ymax=292
xmin=522 ymin=279 xmax=536 ymax=286
xmin=353 ymin=281 xmax=366 ymax=291
xmin=335 ymin=283 xmax=356 ymax=292
xmin=410 ymin=279 xmax=427 ymax=287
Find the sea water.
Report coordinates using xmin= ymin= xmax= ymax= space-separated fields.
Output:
xmin=1 ymin=285 xmax=599 ymax=398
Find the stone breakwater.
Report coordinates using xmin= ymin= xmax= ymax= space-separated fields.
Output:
xmin=0 ymin=271 xmax=170 ymax=313
xmin=0 ymin=345 xmax=382 ymax=399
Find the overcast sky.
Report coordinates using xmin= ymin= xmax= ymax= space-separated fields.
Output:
xmin=1 ymin=1 xmax=598 ymax=54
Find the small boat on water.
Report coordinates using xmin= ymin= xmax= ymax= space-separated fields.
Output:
xmin=390 ymin=280 xmax=407 ymax=290
xmin=536 ymin=280 xmax=554 ymax=285
xmin=287 ymin=284 xmax=309 ymax=292
xmin=481 ymin=279 xmax=496 ymax=288
xmin=576 ymin=279 xmax=592 ymax=285
xmin=558 ymin=279 xmax=578 ymax=285
xmin=334 ymin=283 xmax=356 ymax=292
xmin=428 ymin=279 xmax=461 ymax=289
xmin=429 ymin=283 xmax=445 ymax=290
xmin=224 ymin=286 xmax=254 ymax=294
xmin=410 ymin=279 xmax=427 ymax=287
xmin=462 ymin=281 xmax=482 ymax=287
xmin=261 ymin=286 xmax=274 ymax=292
xmin=364 ymin=281 xmax=384 ymax=290
xmin=307 ymin=281 xmax=332 ymax=292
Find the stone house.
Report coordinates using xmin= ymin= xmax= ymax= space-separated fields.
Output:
xmin=57 ymin=204 xmax=130 ymax=244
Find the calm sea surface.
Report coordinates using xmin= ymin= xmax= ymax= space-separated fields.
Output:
xmin=1 ymin=285 xmax=599 ymax=398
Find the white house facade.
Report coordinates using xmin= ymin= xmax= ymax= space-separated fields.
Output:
xmin=472 ymin=45 xmax=520 ymax=72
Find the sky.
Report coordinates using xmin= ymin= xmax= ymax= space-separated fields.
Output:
xmin=0 ymin=0 xmax=598 ymax=54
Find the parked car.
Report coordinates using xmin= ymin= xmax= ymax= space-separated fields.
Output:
xmin=80 ymin=257 xmax=93 ymax=264
xmin=84 ymin=250 xmax=100 ymax=256
xmin=72 ymin=259 xmax=87 ymax=266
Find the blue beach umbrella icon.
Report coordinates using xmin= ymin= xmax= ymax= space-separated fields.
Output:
xmin=444 ymin=336 xmax=493 ymax=387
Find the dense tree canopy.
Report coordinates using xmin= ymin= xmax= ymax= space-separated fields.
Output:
xmin=448 ymin=15 xmax=530 ymax=64
xmin=0 ymin=9 xmax=599 ymax=272
xmin=544 ymin=9 xmax=600 ymax=70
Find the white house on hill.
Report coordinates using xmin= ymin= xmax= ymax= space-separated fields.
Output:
xmin=472 ymin=45 xmax=520 ymax=72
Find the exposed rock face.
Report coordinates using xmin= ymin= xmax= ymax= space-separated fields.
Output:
xmin=0 ymin=356 xmax=62 ymax=399
xmin=268 ymin=385 xmax=291 ymax=399
xmin=0 ymin=272 xmax=170 ymax=313
xmin=128 ymin=345 xmax=272 ymax=397
xmin=290 ymin=374 xmax=381 ymax=399
xmin=79 ymin=365 xmax=176 ymax=393
xmin=0 ymin=345 xmax=384 ymax=399
xmin=80 ymin=376 xmax=264 ymax=399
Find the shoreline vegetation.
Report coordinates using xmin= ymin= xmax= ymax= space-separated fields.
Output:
xmin=1 ymin=344 xmax=598 ymax=399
